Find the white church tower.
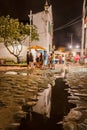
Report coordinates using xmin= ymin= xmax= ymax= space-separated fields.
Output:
xmin=32 ymin=0 xmax=53 ymax=53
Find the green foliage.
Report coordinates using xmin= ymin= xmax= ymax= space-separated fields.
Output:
xmin=0 ymin=15 xmax=39 ymax=63
xmin=20 ymin=23 xmax=39 ymax=41
xmin=0 ymin=16 xmax=20 ymax=41
xmin=0 ymin=15 xmax=39 ymax=42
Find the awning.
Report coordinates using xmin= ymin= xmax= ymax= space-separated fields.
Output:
xmin=28 ymin=45 xmax=46 ymax=50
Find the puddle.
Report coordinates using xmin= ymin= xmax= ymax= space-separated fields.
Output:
xmin=0 ymin=69 xmax=76 ymax=130
xmin=19 ymin=78 xmax=76 ymax=130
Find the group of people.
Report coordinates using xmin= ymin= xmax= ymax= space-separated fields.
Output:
xmin=27 ymin=50 xmax=87 ymax=69
xmin=26 ymin=50 xmax=56 ymax=69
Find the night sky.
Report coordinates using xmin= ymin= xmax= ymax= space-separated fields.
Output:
xmin=0 ymin=0 xmax=84 ymax=48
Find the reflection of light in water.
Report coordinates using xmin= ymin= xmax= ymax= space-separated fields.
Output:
xmin=5 ymin=71 xmax=29 ymax=76
xmin=33 ymin=84 xmax=51 ymax=118
xmin=5 ymin=71 xmax=17 ymax=75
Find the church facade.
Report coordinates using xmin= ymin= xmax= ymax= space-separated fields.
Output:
xmin=32 ymin=2 xmax=53 ymax=53
xmin=0 ymin=1 xmax=53 ymax=62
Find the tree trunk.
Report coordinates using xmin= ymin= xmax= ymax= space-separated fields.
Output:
xmin=17 ymin=56 xmax=22 ymax=64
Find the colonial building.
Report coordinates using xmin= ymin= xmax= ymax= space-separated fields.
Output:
xmin=31 ymin=0 xmax=53 ymax=53
xmin=0 ymin=0 xmax=53 ymax=62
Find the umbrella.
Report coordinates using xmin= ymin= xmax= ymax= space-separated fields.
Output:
xmin=28 ymin=45 xmax=46 ymax=50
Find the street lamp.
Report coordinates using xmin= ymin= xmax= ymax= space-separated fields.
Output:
xmin=75 ymin=45 xmax=80 ymax=49
xmin=68 ymin=45 xmax=72 ymax=49
xmin=28 ymin=10 xmax=33 ymax=47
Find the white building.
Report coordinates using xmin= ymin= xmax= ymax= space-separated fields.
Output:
xmin=0 ymin=0 xmax=53 ymax=62
xmin=32 ymin=1 xmax=53 ymax=53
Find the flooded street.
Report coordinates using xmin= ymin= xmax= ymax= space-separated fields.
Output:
xmin=0 ymin=68 xmax=55 ymax=130
xmin=0 ymin=65 xmax=87 ymax=130
xmin=50 ymin=78 xmax=76 ymax=130
xmin=0 ymin=66 xmax=74 ymax=130
xmin=63 ymin=66 xmax=87 ymax=129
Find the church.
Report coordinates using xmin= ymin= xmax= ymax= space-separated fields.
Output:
xmin=0 ymin=0 xmax=53 ymax=62
xmin=31 ymin=0 xmax=53 ymax=53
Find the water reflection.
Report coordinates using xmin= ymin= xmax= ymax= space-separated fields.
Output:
xmin=33 ymin=84 xmax=51 ymax=118
xmin=0 ymin=67 xmax=77 ymax=130
xmin=0 ymin=69 xmax=54 ymax=130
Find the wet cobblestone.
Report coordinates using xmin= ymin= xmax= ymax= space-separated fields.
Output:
xmin=0 ymin=68 xmax=55 ymax=129
xmin=63 ymin=66 xmax=87 ymax=130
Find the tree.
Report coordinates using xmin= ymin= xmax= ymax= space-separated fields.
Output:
xmin=0 ymin=15 xmax=39 ymax=63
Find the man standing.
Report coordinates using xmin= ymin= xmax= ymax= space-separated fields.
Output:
xmin=26 ymin=51 xmax=30 ymax=69
xmin=29 ymin=52 xmax=34 ymax=68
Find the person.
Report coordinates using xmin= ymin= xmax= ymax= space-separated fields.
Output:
xmin=62 ymin=55 xmax=65 ymax=64
xmin=74 ymin=54 xmax=80 ymax=63
xmin=35 ymin=52 xmax=40 ymax=68
xmin=44 ymin=51 xmax=48 ymax=68
xmin=39 ymin=52 xmax=43 ymax=68
xmin=26 ymin=51 xmax=30 ymax=69
xmin=84 ymin=55 xmax=87 ymax=65
xmin=48 ymin=53 xmax=52 ymax=69
xmin=29 ymin=52 xmax=34 ymax=68
xmin=51 ymin=51 xmax=55 ymax=69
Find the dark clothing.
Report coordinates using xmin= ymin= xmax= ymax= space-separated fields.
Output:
xmin=29 ymin=53 xmax=33 ymax=62
xmin=27 ymin=53 xmax=30 ymax=65
xmin=36 ymin=57 xmax=40 ymax=62
xmin=39 ymin=53 xmax=43 ymax=65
